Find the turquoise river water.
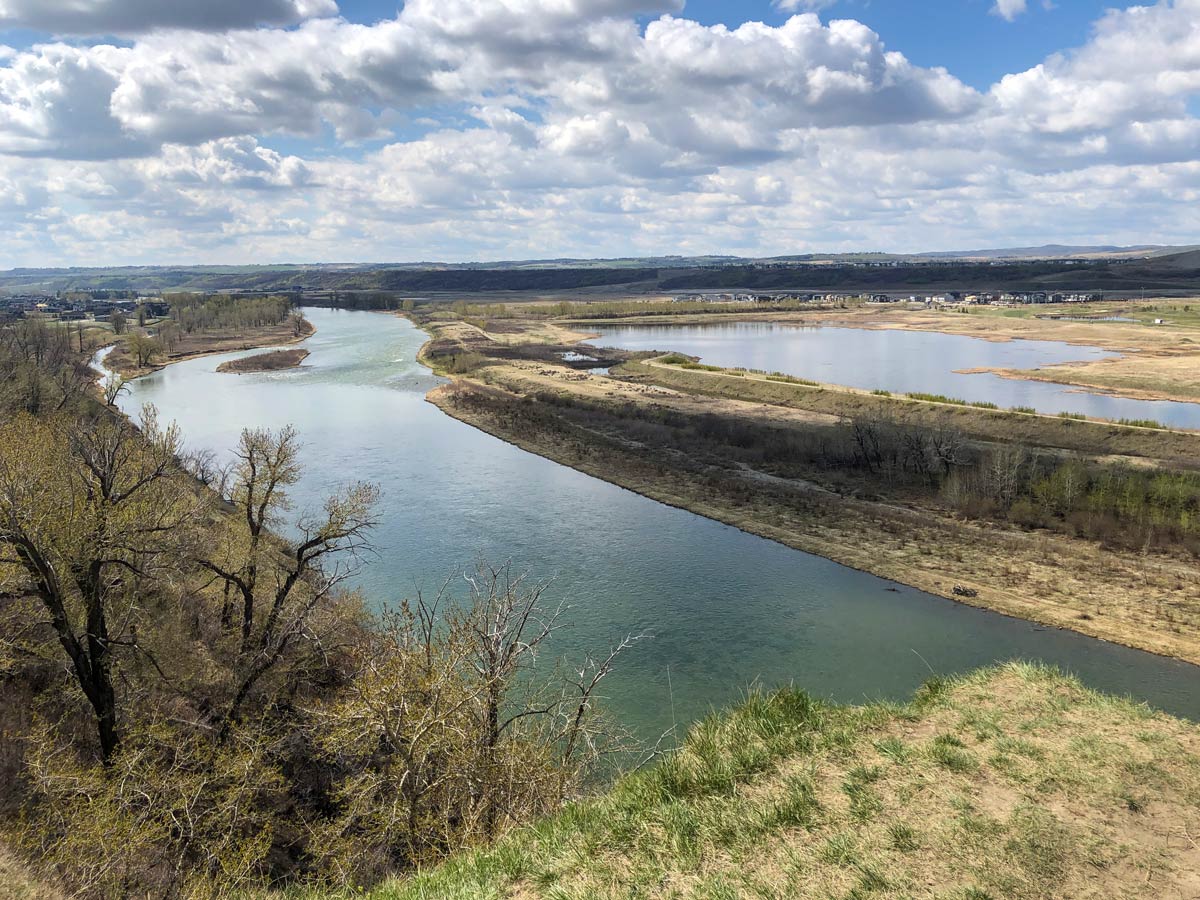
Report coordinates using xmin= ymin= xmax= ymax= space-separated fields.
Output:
xmin=109 ymin=308 xmax=1200 ymax=741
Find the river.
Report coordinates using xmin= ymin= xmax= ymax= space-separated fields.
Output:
xmin=590 ymin=321 xmax=1200 ymax=429
xmin=109 ymin=307 xmax=1200 ymax=739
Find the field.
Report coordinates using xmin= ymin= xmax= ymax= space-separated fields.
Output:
xmin=291 ymin=663 xmax=1200 ymax=899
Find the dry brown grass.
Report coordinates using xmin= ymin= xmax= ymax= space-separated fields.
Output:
xmin=0 ymin=844 xmax=66 ymax=900
xmin=990 ymin=354 xmax=1200 ymax=403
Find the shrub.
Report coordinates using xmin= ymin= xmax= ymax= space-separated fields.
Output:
xmin=907 ymin=392 xmax=968 ymax=406
xmin=766 ymin=373 xmax=819 ymax=386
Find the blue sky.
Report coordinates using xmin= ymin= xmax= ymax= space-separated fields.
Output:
xmin=1 ymin=0 xmax=1199 ymax=265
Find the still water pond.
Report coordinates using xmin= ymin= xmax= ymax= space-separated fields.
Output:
xmin=114 ymin=308 xmax=1200 ymax=738
xmin=591 ymin=322 xmax=1200 ymax=429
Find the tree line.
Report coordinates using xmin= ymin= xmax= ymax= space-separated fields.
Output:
xmin=167 ymin=293 xmax=294 ymax=334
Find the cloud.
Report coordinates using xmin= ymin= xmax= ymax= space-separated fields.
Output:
xmin=0 ymin=8 xmax=979 ymax=163
xmin=0 ymin=43 xmax=156 ymax=159
xmin=991 ymin=0 xmax=1028 ymax=22
xmin=991 ymin=0 xmax=1200 ymax=134
xmin=0 ymin=0 xmax=338 ymax=36
xmin=3 ymin=1 xmax=1200 ymax=264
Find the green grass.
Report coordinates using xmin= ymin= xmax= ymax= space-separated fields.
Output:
xmin=279 ymin=663 xmax=1200 ymax=900
xmin=907 ymin=391 xmax=969 ymax=406
xmin=763 ymin=372 xmax=820 ymax=387
xmin=1116 ymin=418 xmax=1166 ymax=430
xmin=659 ymin=355 xmax=727 ymax=373
xmin=659 ymin=356 xmax=821 ymax=386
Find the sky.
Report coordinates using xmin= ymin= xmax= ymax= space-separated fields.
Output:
xmin=1 ymin=0 xmax=1199 ymax=266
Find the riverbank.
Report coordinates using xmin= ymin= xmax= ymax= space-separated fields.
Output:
xmin=293 ymin=663 xmax=1200 ymax=899
xmin=984 ymin=355 xmax=1200 ymax=403
xmin=415 ymin=311 xmax=1200 ymax=665
xmin=104 ymin=317 xmax=315 ymax=378
xmin=216 ymin=347 xmax=310 ymax=373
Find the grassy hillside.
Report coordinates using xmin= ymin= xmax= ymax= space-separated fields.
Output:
xmin=292 ymin=663 xmax=1199 ymax=900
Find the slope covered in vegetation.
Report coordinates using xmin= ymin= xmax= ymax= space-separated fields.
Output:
xmin=329 ymin=663 xmax=1199 ymax=900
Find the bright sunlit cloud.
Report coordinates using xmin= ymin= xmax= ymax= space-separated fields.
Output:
xmin=0 ymin=0 xmax=1198 ymax=265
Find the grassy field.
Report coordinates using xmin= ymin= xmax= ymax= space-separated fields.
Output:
xmin=0 ymin=846 xmax=65 ymax=900
xmin=989 ymin=355 xmax=1200 ymax=403
xmin=284 ymin=663 xmax=1200 ymax=899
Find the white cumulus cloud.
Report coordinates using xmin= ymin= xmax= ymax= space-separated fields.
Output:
xmin=2 ymin=0 xmax=1200 ymax=264
xmin=991 ymin=0 xmax=1028 ymax=22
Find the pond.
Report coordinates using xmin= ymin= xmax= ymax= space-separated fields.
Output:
xmin=108 ymin=308 xmax=1200 ymax=741
xmin=589 ymin=321 xmax=1200 ymax=429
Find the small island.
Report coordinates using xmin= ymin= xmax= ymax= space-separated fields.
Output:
xmin=216 ymin=347 xmax=310 ymax=374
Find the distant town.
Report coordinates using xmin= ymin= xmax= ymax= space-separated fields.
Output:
xmin=0 ymin=291 xmax=169 ymax=323
xmin=669 ymin=290 xmax=1107 ymax=305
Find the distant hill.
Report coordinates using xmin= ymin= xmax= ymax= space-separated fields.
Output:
xmin=916 ymin=244 xmax=1186 ymax=260
xmin=3 ymin=246 xmax=1198 ymax=296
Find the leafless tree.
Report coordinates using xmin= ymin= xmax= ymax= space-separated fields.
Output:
xmin=197 ymin=425 xmax=379 ymax=732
